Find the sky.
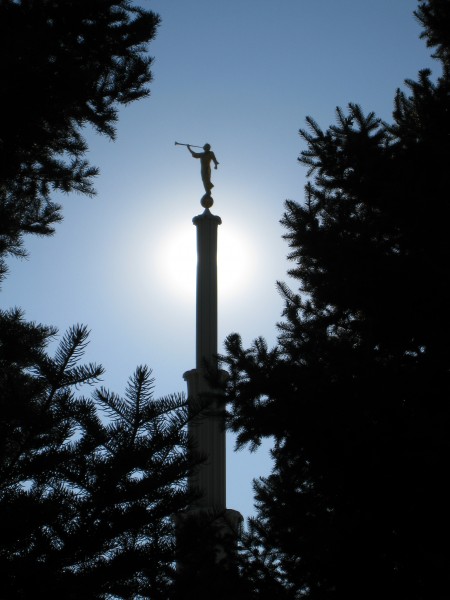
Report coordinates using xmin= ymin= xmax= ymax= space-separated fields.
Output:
xmin=1 ymin=0 xmax=437 ymax=522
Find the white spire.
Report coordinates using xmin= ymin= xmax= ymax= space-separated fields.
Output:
xmin=184 ymin=205 xmax=225 ymax=510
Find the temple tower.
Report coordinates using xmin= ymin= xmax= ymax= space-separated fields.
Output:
xmin=183 ymin=201 xmax=226 ymax=510
xmin=174 ymin=142 xmax=242 ymax=575
xmin=183 ymin=193 xmax=242 ymax=538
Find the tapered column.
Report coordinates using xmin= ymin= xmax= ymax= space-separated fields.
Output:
xmin=193 ymin=209 xmax=221 ymax=370
xmin=184 ymin=207 xmax=225 ymax=511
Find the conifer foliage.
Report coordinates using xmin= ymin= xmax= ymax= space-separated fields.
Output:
xmin=0 ymin=312 xmax=195 ymax=599
xmin=222 ymin=2 xmax=450 ymax=598
xmin=0 ymin=0 xmax=160 ymax=282
xmin=0 ymin=2 xmax=199 ymax=598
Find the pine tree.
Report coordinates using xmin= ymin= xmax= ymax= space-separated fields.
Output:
xmin=0 ymin=0 xmax=160 ymax=282
xmin=221 ymin=2 xmax=450 ymax=598
xmin=0 ymin=312 xmax=196 ymax=599
xmin=0 ymin=3 xmax=202 ymax=596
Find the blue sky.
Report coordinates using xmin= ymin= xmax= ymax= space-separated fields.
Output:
xmin=1 ymin=1 xmax=436 ymax=521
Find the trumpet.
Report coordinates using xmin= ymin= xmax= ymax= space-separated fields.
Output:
xmin=174 ymin=141 xmax=203 ymax=148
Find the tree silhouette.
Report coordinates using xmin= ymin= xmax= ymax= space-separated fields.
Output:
xmin=222 ymin=2 xmax=450 ymax=598
xmin=0 ymin=0 xmax=160 ymax=282
xmin=0 ymin=315 xmax=196 ymax=598
xmin=0 ymin=3 xmax=202 ymax=597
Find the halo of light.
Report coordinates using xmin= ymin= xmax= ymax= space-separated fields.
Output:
xmin=154 ymin=221 xmax=255 ymax=301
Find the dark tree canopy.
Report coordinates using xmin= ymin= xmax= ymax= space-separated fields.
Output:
xmin=0 ymin=3 xmax=203 ymax=598
xmin=0 ymin=313 xmax=197 ymax=599
xmin=222 ymin=1 xmax=450 ymax=598
xmin=0 ymin=0 xmax=160 ymax=281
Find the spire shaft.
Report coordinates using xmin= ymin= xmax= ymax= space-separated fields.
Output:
xmin=184 ymin=207 xmax=225 ymax=511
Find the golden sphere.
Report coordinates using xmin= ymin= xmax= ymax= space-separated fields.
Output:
xmin=201 ymin=194 xmax=214 ymax=208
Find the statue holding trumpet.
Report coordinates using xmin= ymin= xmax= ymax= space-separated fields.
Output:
xmin=175 ymin=141 xmax=219 ymax=195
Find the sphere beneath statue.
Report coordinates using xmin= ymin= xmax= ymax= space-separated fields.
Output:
xmin=201 ymin=193 xmax=214 ymax=209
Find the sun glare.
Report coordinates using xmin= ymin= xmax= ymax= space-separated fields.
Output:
xmin=156 ymin=227 xmax=196 ymax=299
xmin=218 ymin=227 xmax=253 ymax=298
xmin=156 ymin=222 xmax=254 ymax=301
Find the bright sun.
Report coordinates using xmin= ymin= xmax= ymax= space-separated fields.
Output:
xmin=156 ymin=222 xmax=254 ymax=300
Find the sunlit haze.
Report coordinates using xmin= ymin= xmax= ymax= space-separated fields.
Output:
xmin=154 ymin=218 xmax=255 ymax=300
xmin=1 ymin=0 xmax=436 ymax=521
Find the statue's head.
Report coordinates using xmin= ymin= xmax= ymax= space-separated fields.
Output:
xmin=203 ymin=143 xmax=211 ymax=151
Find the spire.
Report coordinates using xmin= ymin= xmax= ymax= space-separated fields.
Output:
xmin=177 ymin=153 xmax=242 ymax=583
xmin=184 ymin=201 xmax=225 ymax=510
